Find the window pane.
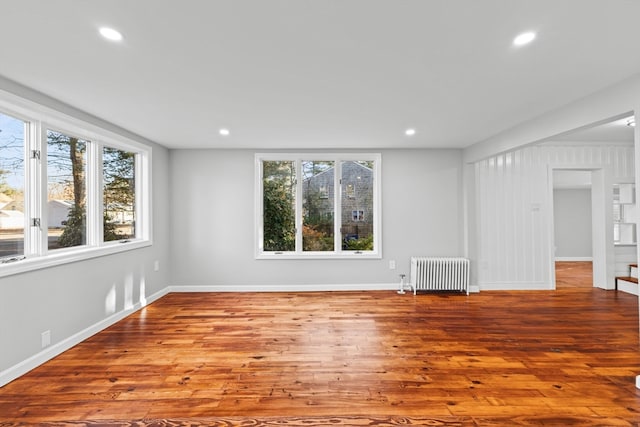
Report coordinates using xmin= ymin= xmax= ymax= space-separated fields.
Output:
xmin=103 ymin=147 xmax=136 ymax=241
xmin=0 ymin=112 xmax=25 ymax=258
xmin=341 ymin=161 xmax=374 ymax=251
xmin=47 ymin=130 xmax=88 ymax=249
xmin=263 ymin=160 xmax=296 ymax=251
xmin=302 ymin=161 xmax=334 ymax=251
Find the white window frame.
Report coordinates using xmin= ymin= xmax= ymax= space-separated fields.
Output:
xmin=255 ymin=153 xmax=381 ymax=259
xmin=0 ymin=89 xmax=152 ymax=278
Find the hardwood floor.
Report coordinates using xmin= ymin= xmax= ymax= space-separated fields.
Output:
xmin=1 ymin=283 xmax=640 ymax=425
xmin=555 ymin=261 xmax=594 ymax=288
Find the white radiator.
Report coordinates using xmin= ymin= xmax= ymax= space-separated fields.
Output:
xmin=410 ymin=257 xmax=470 ymax=295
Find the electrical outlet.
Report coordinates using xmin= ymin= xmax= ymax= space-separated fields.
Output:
xmin=389 ymin=260 xmax=396 ymax=270
xmin=41 ymin=330 xmax=51 ymax=348
xmin=154 ymin=260 xmax=160 ymax=272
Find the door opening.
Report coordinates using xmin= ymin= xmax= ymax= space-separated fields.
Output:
xmin=552 ymin=169 xmax=594 ymax=288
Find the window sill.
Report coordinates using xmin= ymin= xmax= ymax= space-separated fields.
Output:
xmin=256 ymin=251 xmax=381 ymax=260
xmin=0 ymin=240 xmax=152 ymax=279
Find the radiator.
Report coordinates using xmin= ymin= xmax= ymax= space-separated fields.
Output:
xmin=410 ymin=257 xmax=470 ymax=295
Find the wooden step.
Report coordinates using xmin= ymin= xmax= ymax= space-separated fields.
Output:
xmin=616 ymin=276 xmax=639 ymax=295
xmin=615 ymin=275 xmax=638 ymax=292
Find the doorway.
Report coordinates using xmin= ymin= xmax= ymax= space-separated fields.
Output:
xmin=552 ymin=169 xmax=594 ymax=289
xmin=546 ymin=114 xmax=635 ymax=291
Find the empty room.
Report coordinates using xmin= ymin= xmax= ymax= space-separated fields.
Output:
xmin=1 ymin=1 xmax=640 ymax=425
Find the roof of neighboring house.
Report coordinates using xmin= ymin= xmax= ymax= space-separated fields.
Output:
xmin=0 ymin=210 xmax=24 ymax=217
xmin=303 ymin=161 xmax=373 ymax=182
xmin=48 ymin=200 xmax=74 ymax=208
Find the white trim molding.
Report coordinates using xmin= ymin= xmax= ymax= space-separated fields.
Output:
xmin=479 ymin=281 xmax=552 ymax=291
xmin=170 ymin=283 xmax=399 ymax=293
xmin=554 ymin=257 xmax=594 ymax=262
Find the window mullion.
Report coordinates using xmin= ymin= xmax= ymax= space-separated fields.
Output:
xmin=334 ymin=160 xmax=342 ymax=253
xmin=24 ymin=121 xmax=44 ymax=257
xmin=134 ymin=151 xmax=144 ymax=240
xmin=373 ymin=160 xmax=380 ymax=254
xmin=295 ymin=159 xmax=303 ymax=254
xmin=37 ymin=124 xmax=48 ymax=255
xmin=256 ymin=158 xmax=264 ymax=254
xmin=85 ymin=142 xmax=101 ymax=246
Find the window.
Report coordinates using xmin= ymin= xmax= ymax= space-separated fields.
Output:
xmin=0 ymin=112 xmax=25 ymax=260
xmin=319 ymin=185 xmax=329 ymax=199
xmin=47 ymin=129 xmax=88 ymax=250
xmin=103 ymin=147 xmax=136 ymax=242
xmin=262 ymin=160 xmax=295 ymax=252
xmin=345 ymin=183 xmax=355 ymax=199
xmin=0 ymin=96 xmax=151 ymax=276
xmin=302 ymin=160 xmax=335 ymax=252
xmin=257 ymin=153 xmax=381 ymax=258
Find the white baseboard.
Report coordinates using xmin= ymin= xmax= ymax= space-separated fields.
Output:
xmin=0 ymin=287 xmax=169 ymax=388
xmin=554 ymin=257 xmax=593 ymax=261
xmin=172 ymin=283 xmax=483 ymax=294
xmin=169 ymin=283 xmax=399 ymax=293
xmin=479 ymin=282 xmax=552 ymax=291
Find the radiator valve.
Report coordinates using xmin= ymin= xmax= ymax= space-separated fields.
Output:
xmin=398 ymin=274 xmax=406 ymax=294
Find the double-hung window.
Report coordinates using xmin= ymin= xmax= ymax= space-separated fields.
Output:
xmin=256 ymin=153 xmax=381 ymax=258
xmin=0 ymin=95 xmax=150 ymax=277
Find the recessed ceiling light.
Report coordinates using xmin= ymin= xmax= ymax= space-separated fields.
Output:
xmin=219 ymin=128 xmax=230 ymax=136
xmin=513 ymin=31 xmax=536 ymax=47
xmin=405 ymin=128 xmax=416 ymax=136
xmin=99 ymin=27 xmax=123 ymax=42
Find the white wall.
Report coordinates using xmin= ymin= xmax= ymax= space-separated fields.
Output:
xmin=169 ymin=149 xmax=464 ymax=290
xmin=553 ymin=188 xmax=592 ymax=259
xmin=473 ymin=142 xmax=633 ymax=290
xmin=0 ymin=77 xmax=171 ymax=383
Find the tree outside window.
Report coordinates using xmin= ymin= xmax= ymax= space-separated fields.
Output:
xmin=0 ymin=112 xmax=25 ymax=259
xmin=103 ymin=147 xmax=136 ymax=241
xmin=47 ymin=130 xmax=87 ymax=249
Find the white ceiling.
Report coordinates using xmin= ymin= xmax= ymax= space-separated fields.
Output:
xmin=1 ymin=0 xmax=640 ymax=150
xmin=555 ymin=116 xmax=635 ymax=142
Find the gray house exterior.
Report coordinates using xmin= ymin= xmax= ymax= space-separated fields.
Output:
xmin=303 ymin=161 xmax=373 ymax=247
